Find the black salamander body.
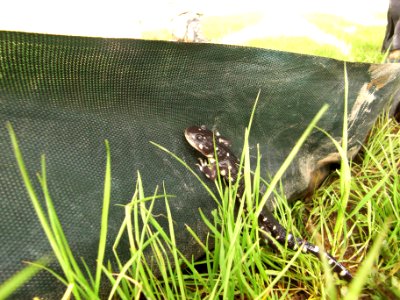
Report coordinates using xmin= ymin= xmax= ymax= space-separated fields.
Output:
xmin=184 ymin=125 xmax=352 ymax=282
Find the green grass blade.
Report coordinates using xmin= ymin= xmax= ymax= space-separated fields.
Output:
xmin=344 ymin=222 xmax=390 ymax=300
xmin=37 ymin=156 xmax=88 ymax=285
xmin=6 ymin=122 xmax=85 ymax=299
xmin=255 ymin=244 xmax=305 ymax=300
xmin=336 ymin=62 xmax=351 ymax=242
xmin=61 ymin=284 xmax=75 ymax=300
xmin=95 ymin=140 xmax=112 ymax=294
xmin=0 ymin=258 xmax=48 ymax=299
xmin=164 ymin=192 xmax=187 ymax=299
xmin=257 ymin=104 xmax=329 ymax=215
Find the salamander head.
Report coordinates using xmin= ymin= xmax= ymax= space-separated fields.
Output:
xmin=184 ymin=125 xmax=215 ymax=157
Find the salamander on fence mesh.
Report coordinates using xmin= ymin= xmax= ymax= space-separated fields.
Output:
xmin=184 ymin=125 xmax=353 ymax=282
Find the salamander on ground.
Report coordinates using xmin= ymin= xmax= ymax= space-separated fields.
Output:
xmin=184 ymin=125 xmax=353 ymax=282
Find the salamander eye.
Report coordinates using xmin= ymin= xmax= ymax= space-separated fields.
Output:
xmin=195 ymin=134 xmax=203 ymax=141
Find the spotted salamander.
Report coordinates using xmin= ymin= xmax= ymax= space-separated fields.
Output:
xmin=184 ymin=125 xmax=353 ymax=282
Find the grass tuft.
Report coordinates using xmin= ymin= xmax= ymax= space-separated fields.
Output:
xmin=3 ymin=89 xmax=399 ymax=298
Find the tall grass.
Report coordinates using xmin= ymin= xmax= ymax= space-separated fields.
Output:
xmin=3 ymin=84 xmax=398 ymax=298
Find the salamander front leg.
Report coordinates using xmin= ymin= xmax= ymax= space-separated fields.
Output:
xmin=196 ymin=158 xmax=217 ymax=180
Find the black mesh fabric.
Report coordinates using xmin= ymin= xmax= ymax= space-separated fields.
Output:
xmin=0 ymin=31 xmax=399 ymax=298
